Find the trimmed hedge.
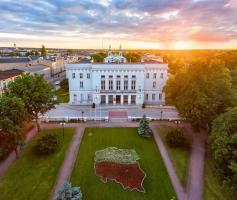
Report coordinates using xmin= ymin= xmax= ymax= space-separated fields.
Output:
xmin=34 ymin=133 xmax=62 ymax=155
xmin=165 ymin=129 xmax=188 ymax=148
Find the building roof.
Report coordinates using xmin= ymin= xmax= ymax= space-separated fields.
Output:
xmin=0 ymin=56 xmax=40 ymax=63
xmin=18 ymin=64 xmax=50 ymax=73
xmin=0 ymin=69 xmax=24 ymax=81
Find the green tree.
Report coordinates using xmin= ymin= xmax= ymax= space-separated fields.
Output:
xmin=0 ymin=95 xmax=27 ymax=158
xmin=0 ymin=118 xmax=23 ymax=158
xmin=0 ymin=95 xmax=27 ymax=125
xmin=210 ymin=107 xmax=237 ymax=194
xmin=91 ymin=52 xmax=106 ymax=62
xmin=124 ymin=53 xmax=141 ymax=62
xmin=164 ymin=59 xmax=236 ymax=129
xmin=138 ymin=115 xmax=152 ymax=137
xmin=41 ymin=45 xmax=47 ymax=57
xmin=7 ymin=73 xmax=56 ymax=131
xmin=67 ymin=49 xmax=73 ymax=55
xmin=54 ymin=182 xmax=82 ymax=200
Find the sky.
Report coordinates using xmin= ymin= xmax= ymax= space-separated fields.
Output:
xmin=0 ymin=0 xmax=237 ymax=49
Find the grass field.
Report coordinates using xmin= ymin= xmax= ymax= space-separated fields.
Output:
xmin=0 ymin=128 xmax=75 ymax=200
xmin=203 ymin=156 xmax=232 ymax=200
xmin=158 ymin=126 xmax=191 ymax=186
xmin=71 ymin=127 xmax=176 ymax=200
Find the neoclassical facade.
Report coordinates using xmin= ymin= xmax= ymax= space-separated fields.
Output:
xmin=67 ymin=51 xmax=168 ymax=105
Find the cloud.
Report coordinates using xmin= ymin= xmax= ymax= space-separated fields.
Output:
xmin=0 ymin=0 xmax=236 ymax=48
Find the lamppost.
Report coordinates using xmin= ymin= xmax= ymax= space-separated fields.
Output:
xmin=60 ymin=121 xmax=66 ymax=138
xmin=81 ymin=110 xmax=84 ymax=121
xmin=160 ymin=105 xmax=163 ymax=120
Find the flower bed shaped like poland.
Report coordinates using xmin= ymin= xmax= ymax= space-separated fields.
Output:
xmin=94 ymin=147 xmax=146 ymax=192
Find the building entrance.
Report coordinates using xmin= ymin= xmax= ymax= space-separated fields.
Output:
xmin=116 ymin=95 xmax=121 ymax=104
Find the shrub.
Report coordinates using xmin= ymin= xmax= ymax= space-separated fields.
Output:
xmin=142 ymin=103 xmax=146 ymax=109
xmin=34 ymin=133 xmax=61 ymax=155
xmin=165 ymin=129 xmax=188 ymax=148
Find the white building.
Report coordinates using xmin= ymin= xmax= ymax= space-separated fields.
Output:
xmin=67 ymin=50 xmax=168 ymax=105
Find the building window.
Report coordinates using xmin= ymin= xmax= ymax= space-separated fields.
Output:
xmin=80 ymin=81 xmax=83 ymax=89
xmin=124 ymin=80 xmax=128 ymax=90
xmin=101 ymin=75 xmax=105 ymax=78
xmin=146 ymin=73 xmax=149 ymax=79
xmin=146 ymin=94 xmax=149 ymax=101
xmin=80 ymin=73 xmax=83 ymax=78
xmin=159 ymin=93 xmax=162 ymax=100
xmin=116 ymin=80 xmax=120 ymax=90
xmin=152 ymin=94 xmax=156 ymax=101
xmin=153 ymin=73 xmax=157 ymax=79
xmin=132 ymin=75 xmax=136 ymax=78
xmin=117 ymin=75 xmax=120 ymax=78
xmin=160 ymin=73 xmax=164 ymax=79
xmin=80 ymin=94 xmax=84 ymax=102
xmin=109 ymin=80 xmax=113 ymax=90
xmin=101 ymin=80 xmax=105 ymax=90
xmin=109 ymin=75 xmax=113 ymax=78
xmin=72 ymin=73 xmax=75 ymax=79
xmin=131 ymin=80 xmax=136 ymax=90
xmin=153 ymin=81 xmax=156 ymax=89
xmin=73 ymin=94 xmax=77 ymax=102
xmin=87 ymin=73 xmax=90 ymax=79
xmin=124 ymin=75 xmax=128 ymax=78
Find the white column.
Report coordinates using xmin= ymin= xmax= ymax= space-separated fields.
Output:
xmin=106 ymin=95 xmax=109 ymax=104
xmin=128 ymin=95 xmax=131 ymax=105
xmin=113 ymin=94 xmax=116 ymax=104
xmin=121 ymin=95 xmax=124 ymax=105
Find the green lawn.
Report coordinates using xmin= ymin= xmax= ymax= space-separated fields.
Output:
xmin=71 ymin=127 xmax=176 ymax=200
xmin=55 ymin=89 xmax=69 ymax=103
xmin=158 ymin=126 xmax=191 ymax=186
xmin=0 ymin=128 xmax=75 ymax=200
xmin=204 ymin=156 xmax=232 ymax=200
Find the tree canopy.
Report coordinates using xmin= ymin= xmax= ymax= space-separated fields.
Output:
xmin=210 ymin=107 xmax=237 ymax=194
xmin=7 ymin=73 xmax=56 ymax=131
xmin=124 ymin=53 xmax=141 ymax=62
xmin=164 ymin=59 xmax=236 ymax=129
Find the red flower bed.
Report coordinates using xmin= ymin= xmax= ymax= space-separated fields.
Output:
xmin=95 ymin=161 xmax=146 ymax=192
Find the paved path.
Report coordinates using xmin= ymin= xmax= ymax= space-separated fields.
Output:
xmin=51 ymin=127 xmax=85 ymax=199
xmin=186 ymin=132 xmax=206 ymax=200
xmin=150 ymin=125 xmax=187 ymax=200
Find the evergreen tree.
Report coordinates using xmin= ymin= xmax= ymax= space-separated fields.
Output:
xmin=54 ymin=182 xmax=82 ymax=200
xmin=138 ymin=115 xmax=152 ymax=137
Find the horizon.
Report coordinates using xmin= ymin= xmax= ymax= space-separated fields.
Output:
xmin=0 ymin=0 xmax=237 ymax=49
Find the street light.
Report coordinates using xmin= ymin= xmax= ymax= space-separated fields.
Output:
xmin=60 ymin=121 xmax=66 ymax=138
xmin=160 ymin=104 xmax=163 ymax=120
xmin=81 ymin=110 xmax=84 ymax=121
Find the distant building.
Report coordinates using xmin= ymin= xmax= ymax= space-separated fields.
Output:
xmin=67 ymin=49 xmax=168 ymax=105
xmin=16 ymin=64 xmax=51 ymax=80
xmin=0 ymin=69 xmax=24 ymax=96
xmin=0 ymin=56 xmax=41 ymax=71
xmin=103 ymin=45 xmax=127 ymax=63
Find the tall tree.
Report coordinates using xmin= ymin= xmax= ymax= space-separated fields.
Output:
xmin=7 ymin=73 xmax=56 ymax=131
xmin=210 ymin=107 xmax=237 ymax=194
xmin=164 ymin=59 xmax=236 ymax=129
xmin=0 ymin=118 xmax=23 ymax=158
xmin=0 ymin=95 xmax=27 ymax=125
xmin=0 ymin=95 xmax=27 ymax=158
xmin=41 ymin=45 xmax=47 ymax=57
